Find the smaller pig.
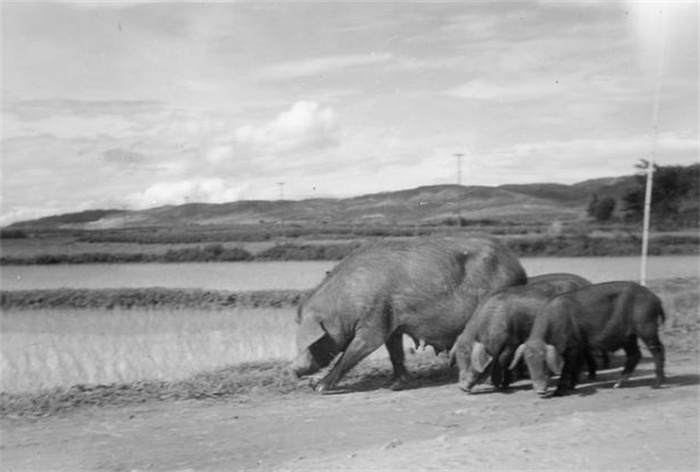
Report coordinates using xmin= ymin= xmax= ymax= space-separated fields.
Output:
xmin=452 ymin=273 xmax=591 ymax=393
xmin=510 ymin=281 xmax=666 ymax=396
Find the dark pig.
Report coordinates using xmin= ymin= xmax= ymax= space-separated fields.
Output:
xmin=452 ymin=273 xmax=591 ymax=393
xmin=526 ymin=274 xmax=612 ymax=367
xmin=526 ymin=273 xmax=592 ymax=291
xmin=511 ymin=281 xmax=666 ymax=396
xmin=290 ymin=236 xmax=527 ymax=392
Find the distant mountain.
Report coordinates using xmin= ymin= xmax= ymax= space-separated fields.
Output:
xmin=7 ymin=209 xmax=129 ymax=229
xmin=7 ymin=174 xmax=643 ymax=230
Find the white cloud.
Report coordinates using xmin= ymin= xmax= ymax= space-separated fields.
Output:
xmin=444 ymin=78 xmax=556 ymax=101
xmin=124 ymin=179 xmax=245 ymax=210
xmin=234 ymin=101 xmax=340 ymax=156
xmin=0 ymin=207 xmax=60 ymax=227
xmin=2 ymin=96 xmax=165 ymax=139
xmin=255 ymin=53 xmax=392 ymax=80
xmin=205 ymin=143 xmax=235 ymax=164
xmin=481 ymin=132 xmax=700 ymax=184
xmin=22 ymin=114 xmax=135 ymax=139
xmin=100 ymin=148 xmax=148 ymax=165
xmin=505 ymin=132 xmax=698 ymax=161
xmin=59 ymin=1 xmax=162 ymax=10
xmin=0 ymin=100 xmax=344 ymax=224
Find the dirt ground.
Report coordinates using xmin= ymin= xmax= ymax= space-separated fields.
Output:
xmin=2 ymin=352 xmax=698 ymax=471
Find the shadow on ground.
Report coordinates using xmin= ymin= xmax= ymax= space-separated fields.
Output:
xmin=324 ymin=353 xmax=699 ymax=397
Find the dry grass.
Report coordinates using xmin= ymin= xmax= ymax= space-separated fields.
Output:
xmin=648 ymin=278 xmax=699 ymax=352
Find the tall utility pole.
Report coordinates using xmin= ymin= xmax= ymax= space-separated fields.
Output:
xmin=454 ymin=153 xmax=463 ymax=186
xmin=640 ymin=10 xmax=667 ymax=287
xmin=277 ymin=182 xmax=285 ymax=200
xmin=640 ymin=161 xmax=655 ymax=286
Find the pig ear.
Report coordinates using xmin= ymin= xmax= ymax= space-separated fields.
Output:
xmin=471 ymin=342 xmax=493 ymax=373
xmin=545 ymin=344 xmax=564 ymax=375
xmin=509 ymin=344 xmax=526 ymax=370
xmin=296 ymin=318 xmax=326 ymax=352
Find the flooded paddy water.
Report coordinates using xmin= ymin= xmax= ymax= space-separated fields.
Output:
xmin=2 ymin=256 xmax=698 ymax=291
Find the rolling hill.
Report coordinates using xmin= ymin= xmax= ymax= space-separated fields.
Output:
xmin=6 ymin=175 xmax=645 ymax=230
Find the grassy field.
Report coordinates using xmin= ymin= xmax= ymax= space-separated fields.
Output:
xmin=1 ymin=278 xmax=697 ymax=418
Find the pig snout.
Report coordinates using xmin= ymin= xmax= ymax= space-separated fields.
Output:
xmin=290 ymin=349 xmax=319 ymax=378
xmin=458 ymin=381 xmax=473 ymax=393
xmin=458 ymin=370 xmax=478 ymax=394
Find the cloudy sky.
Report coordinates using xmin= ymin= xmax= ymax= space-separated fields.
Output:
xmin=2 ymin=1 xmax=698 ymax=225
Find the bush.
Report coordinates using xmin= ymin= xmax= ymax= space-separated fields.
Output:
xmin=0 ymin=245 xmax=254 ymax=265
xmin=587 ymin=195 xmax=616 ymax=222
xmin=0 ymin=229 xmax=28 ymax=239
xmin=623 ymin=163 xmax=699 ymax=223
xmin=256 ymin=243 xmax=360 ymax=261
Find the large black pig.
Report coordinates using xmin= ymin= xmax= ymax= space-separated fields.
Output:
xmin=289 ymin=236 xmax=527 ymax=392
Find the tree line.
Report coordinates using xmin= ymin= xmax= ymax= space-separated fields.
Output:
xmin=587 ymin=162 xmax=699 ymax=226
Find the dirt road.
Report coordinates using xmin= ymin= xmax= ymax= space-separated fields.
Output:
xmin=2 ymin=353 xmax=698 ymax=471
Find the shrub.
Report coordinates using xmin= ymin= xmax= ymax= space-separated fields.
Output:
xmin=256 ymin=243 xmax=359 ymax=261
xmin=0 ymin=229 xmax=28 ymax=239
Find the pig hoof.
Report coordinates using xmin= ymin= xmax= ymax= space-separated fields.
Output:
xmin=389 ymin=379 xmax=408 ymax=391
xmin=314 ymin=382 xmax=327 ymax=393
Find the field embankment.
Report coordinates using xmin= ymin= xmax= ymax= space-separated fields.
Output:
xmin=1 ymin=233 xmax=698 ymax=265
xmin=1 ymin=288 xmax=306 ymax=310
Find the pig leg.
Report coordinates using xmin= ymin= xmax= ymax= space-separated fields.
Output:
xmin=584 ymin=349 xmax=597 ymax=381
xmin=570 ymin=350 xmax=588 ymax=390
xmin=489 ymin=357 xmax=503 ymax=389
xmin=599 ymin=350 xmax=611 ymax=369
xmin=314 ymin=327 xmax=386 ymax=393
xmin=554 ymin=365 xmax=572 ymax=395
xmin=495 ymin=347 xmax=515 ymax=390
xmin=385 ymin=331 xmax=410 ymax=390
xmin=555 ymin=351 xmax=583 ymax=395
xmin=640 ymin=333 xmax=665 ymax=388
xmin=614 ymin=335 xmax=641 ymax=388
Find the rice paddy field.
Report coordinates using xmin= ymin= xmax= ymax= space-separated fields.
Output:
xmin=0 ymin=307 xmax=298 ymax=393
